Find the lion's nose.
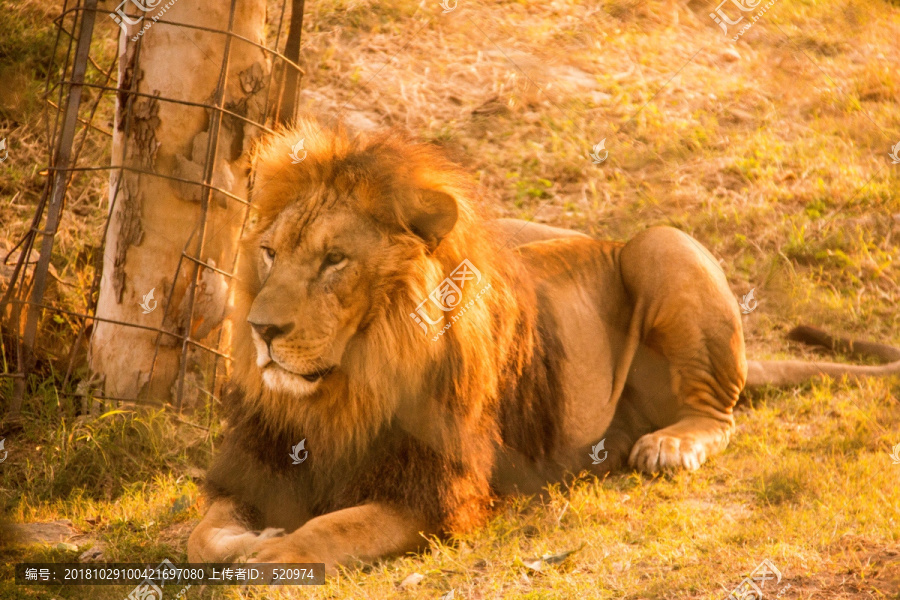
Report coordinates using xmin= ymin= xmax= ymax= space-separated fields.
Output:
xmin=248 ymin=320 xmax=294 ymax=344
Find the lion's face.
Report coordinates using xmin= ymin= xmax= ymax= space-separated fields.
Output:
xmin=247 ymin=198 xmax=389 ymax=396
xmin=245 ymin=173 xmax=459 ymax=397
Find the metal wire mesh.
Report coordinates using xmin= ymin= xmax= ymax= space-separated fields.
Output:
xmin=0 ymin=0 xmax=305 ymax=420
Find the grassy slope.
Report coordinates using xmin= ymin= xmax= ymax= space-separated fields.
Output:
xmin=2 ymin=0 xmax=900 ymax=598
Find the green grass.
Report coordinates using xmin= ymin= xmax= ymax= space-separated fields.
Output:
xmin=1 ymin=381 xmax=898 ymax=598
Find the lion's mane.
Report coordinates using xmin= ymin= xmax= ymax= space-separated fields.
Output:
xmin=207 ymin=118 xmax=565 ymax=535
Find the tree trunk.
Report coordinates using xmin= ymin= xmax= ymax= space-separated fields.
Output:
xmin=90 ymin=0 xmax=270 ymax=404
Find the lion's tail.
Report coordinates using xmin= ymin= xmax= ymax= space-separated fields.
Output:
xmin=786 ymin=324 xmax=900 ymax=363
xmin=745 ymin=325 xmax=900 ymax=388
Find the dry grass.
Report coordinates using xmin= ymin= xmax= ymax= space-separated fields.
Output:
xmin=2 ymin=0 xmax=900 ymax=597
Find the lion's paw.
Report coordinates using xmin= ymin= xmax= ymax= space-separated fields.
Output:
xmin=254 ymin=527 xmax=286 ymax=541
xmin=247 ymin=536 xmax=320 ymax=565
xmin=628 ymin=432 xmax=708 ymax=473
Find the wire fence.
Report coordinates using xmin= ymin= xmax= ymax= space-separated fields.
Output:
xmin=0 ymin=0 xmax=305 ymax=422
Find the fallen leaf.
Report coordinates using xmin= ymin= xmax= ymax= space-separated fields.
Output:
xmin=522 ymin=543 xmax=586 ymax=572
xmin=400 ymin=572 xmax=425 ymax=588
xmin=523 ymin=559 xmax=544 ymax=572
xmin=722 ymin=48 xmax=741 ymax=62
xmin=79 ymin=547 xmax=105 ymax=562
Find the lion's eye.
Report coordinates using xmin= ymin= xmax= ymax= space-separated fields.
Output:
xmin=322 ymin=251 xmax=346 ymax=268
xmin=261 ymin=246 xmax=275 ymax=264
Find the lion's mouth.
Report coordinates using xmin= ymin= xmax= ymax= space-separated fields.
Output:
xmin=299 ymin=366 xmax=336 ymax=382
xmin=263 ymin=354 xmax=337 ymax=385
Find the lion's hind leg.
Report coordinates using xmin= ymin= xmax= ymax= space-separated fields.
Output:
xmin=618 ymin=226 xmax=747 ymax=473
xmin=187 ymin=498 xmax=284 ymax=562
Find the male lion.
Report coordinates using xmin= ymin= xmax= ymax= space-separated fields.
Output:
xmin=188 ymin=119 xmax=900 ymax=572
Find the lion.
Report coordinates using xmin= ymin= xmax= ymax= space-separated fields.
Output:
xmin=187 ymin=118 xmax=900 ymax=572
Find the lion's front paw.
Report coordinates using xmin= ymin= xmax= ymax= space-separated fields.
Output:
xmin=246 ymin=536 xmax=321 ymax=565
xmin=254 ymin=527 xmax=286 ymax=541
xmin=628 ymin=432 xmax=708 ymax=473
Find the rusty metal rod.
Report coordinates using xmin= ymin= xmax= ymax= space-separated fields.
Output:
xmin=275 ymin=0 xmax=306 ymax=125
xmin=9 ymin=0 xmax=99 ymax=424
xmin=175 ymin=0 xmax=240 ymax=412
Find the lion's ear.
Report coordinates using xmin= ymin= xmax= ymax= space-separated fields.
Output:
xmin=406 ymin=189 xmax=458 ymax=251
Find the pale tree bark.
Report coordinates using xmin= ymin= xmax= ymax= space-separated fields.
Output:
xmin=90 ymin=0 xmax=270 ymax=404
